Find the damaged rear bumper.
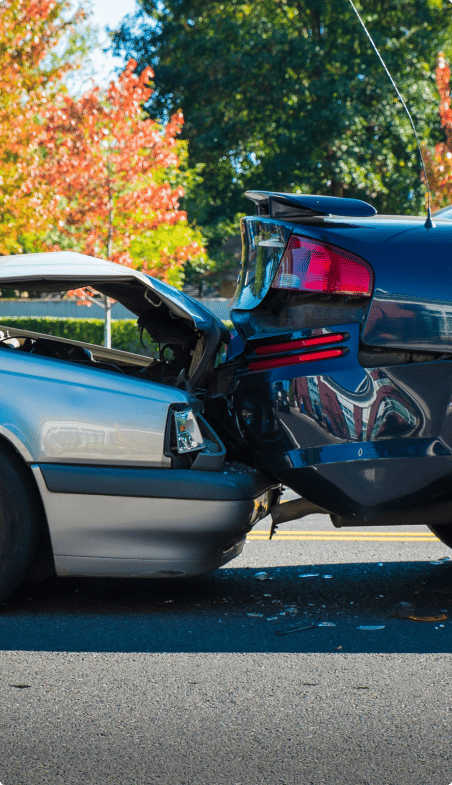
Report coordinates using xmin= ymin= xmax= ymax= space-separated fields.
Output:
xmin=32 ymin=463 xmax=280 ymax=577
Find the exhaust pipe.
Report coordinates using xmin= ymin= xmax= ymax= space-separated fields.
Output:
xmin=270 ymin=497 xmax=329 ymax=527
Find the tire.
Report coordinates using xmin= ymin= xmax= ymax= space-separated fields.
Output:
xmin=427 ymin=524 xmax=452 ymax=549
xmin=0 ymin=445 xmax=42 ymax=602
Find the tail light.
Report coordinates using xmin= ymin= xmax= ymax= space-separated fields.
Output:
xmin=254 ymin=332 xmax=346 ymax=355
xmin=246 ymin=331 xmax=349 ymax=372
xmin=248 ymin=347 xmax=344 ymax=371
xmin=173 ymin=408 xmax=205 ymax=453
xmin=272 ymin=235 xmax=373 ymax=296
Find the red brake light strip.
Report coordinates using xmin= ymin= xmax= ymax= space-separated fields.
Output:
xmin=248 ymin=347 xmax=344 ymax=371
xmin=254 ymin=332 xmax=346 ymax=356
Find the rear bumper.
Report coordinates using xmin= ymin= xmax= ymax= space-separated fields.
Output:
xmin=38 ymin=462 xmax=274 ymax=501
xmin=232 ymin=329 xmax=452 ymax=521
xmin=54 ymin=540 xmax=247 ymax=579
xmin=32 ymin=463 xmax=278 ymax=577
xmin=271 ymin=443 xmax=452 ymax=520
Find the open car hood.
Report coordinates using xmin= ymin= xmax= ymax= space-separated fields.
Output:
xmin=0 ymin=252 xmax=230 ymax=388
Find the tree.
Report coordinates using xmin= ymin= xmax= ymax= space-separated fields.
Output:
xmin=43 ymin=58 xmax=204 ymax=278
xmin=42 ymin=58 xmax=206 ymax=343
xmin=423 ymin=54 xmax=452 ymax=212
xmin=114 ymin=0 xmax=451 ymax=229
xmin=0 ymin=0 xmax=92 ymax=255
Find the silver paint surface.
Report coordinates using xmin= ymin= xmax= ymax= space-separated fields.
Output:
xmin=32 ymin=467 xmax=253 ymax=577
xmin=53 ymin=542 xmax=245 ymax=578
xmin=0 ymin=349 xmax=188 ymax=465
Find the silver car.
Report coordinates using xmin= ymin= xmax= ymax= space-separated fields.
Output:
xmin=0 ymin=252 xmax=277 ymax=601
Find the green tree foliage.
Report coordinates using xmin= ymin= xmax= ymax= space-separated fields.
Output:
xmin=114 ymin=0 xmax=451 ymax=227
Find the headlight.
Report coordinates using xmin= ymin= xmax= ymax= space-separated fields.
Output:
xmin=173 ymin=408 xmax=205 ymax=454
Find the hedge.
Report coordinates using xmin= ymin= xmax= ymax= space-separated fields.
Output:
xmin=0 ymin=316 xmax=236 ymax=355
xmin=0 ymin=317 xmax=156 ymax=355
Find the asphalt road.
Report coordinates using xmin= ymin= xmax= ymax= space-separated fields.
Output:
xmin=0 ymin=508 xmax=451 ymax=785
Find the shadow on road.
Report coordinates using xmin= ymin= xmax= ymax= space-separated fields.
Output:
xmin=0 ymin=561 xmax=451 ymax=654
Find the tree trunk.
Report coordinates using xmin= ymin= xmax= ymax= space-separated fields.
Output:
xmin=331 ymin=179 xmax=344 ymax=198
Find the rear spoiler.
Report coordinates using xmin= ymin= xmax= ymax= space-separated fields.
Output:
xmin=245 ymin=191 xmax=377 ymax=219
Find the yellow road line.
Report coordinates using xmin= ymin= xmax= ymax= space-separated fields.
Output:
xmin=251 ymin=530 xmax=435 ymax=536
xmin=248 ymin=530 xmax=438 ymax=541
xmin=249 ymin=536 xmax=437 ymax=541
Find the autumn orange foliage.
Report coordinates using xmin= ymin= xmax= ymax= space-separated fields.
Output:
xmin=42 ymin=58 xmax=204 ymax=283
xmin=0 ymin=0 xmax=81 ymax=254
xmin=0 ymin=1 xmax=205 ymax=289
xmin=423 ymin=53 xmax=452 ymax=211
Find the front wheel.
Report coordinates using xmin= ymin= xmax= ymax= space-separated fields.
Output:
xmin=0 ymin=445 xmax=42 ymax=601
xmin=427 ymin=524 xmax=452 ymax=550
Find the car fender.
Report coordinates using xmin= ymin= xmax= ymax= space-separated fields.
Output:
xmin=0 ymin=424 xmax=34 ymax=462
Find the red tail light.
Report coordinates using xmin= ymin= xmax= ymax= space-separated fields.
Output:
xmin=272 ymin=235 xmax=373 ymax=296
xmin=248 ymin=347 xmax=344 ymax=371
xmin=255 ymin=332 xmax=346 ymax=355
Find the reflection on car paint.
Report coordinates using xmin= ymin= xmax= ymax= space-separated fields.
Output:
xmin=363 ymin=288 xmax=452 ymax=352
xmin=40 ymin=419 xmax=162 ymax=461
xmin=271 ymin=367 xmax=421 ymax=447
xmin=234 ymin=220 xmax=292 ymax=309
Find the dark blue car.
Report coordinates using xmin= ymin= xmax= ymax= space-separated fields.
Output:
xmin=206 ymin=191 xmax=452 ymax=548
